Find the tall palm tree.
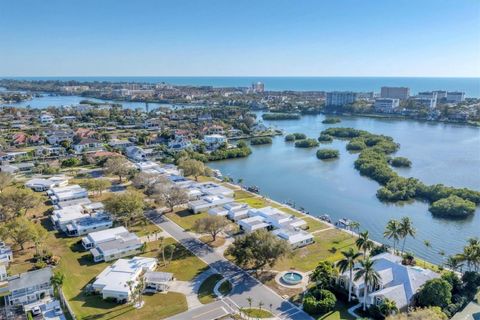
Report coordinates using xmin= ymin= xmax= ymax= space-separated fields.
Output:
xmin=459 ymin=238 xmax=480 ymax=271
xmin=51 ymin=272 xmax=64 ymax=296
xmin=349 ymin=221 xmax=360 ymax=237
xmin=379 ymin=298 xmax=398 ymax=317
xmin=336 ymin=248 xmax=362 ymax=302
xmin=399 ymin=217 xmax=416 ymax=254
xmin=384 ymin=219 xmax=401 ymax=253
xmin=356 ymin=231 xmax=374 ymax=257
xmin=354 ymin=257 xmax=381 ymax=311
xmin=445 ymin=255 xmax=463 ymax=272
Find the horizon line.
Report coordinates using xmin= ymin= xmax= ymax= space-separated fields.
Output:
xmin=1 ymin=75 xmax=480 ymax=79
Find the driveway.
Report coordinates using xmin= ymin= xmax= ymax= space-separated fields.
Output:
xmin=146 ymin=211 xmax=312 ymax=320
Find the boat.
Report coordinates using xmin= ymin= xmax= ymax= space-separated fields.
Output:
xmin=247 ymin=186 xmax=259 ymax=194
xmin=319 ymin=214 xmax=332 ymax=223
xmin=336 ymin=218 xmax=352 ymax=228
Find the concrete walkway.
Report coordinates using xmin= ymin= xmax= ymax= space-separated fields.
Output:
xmin=347 ymin=303 xmax=362 ymax=319
xmin=169 ymin=269 xmax=217 ymax=309
xmin=139 ymin=231 xmax=170 ymax=243
xmin=146 ymin=210 xmax=312 ymax=320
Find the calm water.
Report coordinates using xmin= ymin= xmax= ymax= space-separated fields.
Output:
xmin=209 ymin=114 xmax=480 ymax=264
xmin=3 ymin=76 xmax=480 ymax=97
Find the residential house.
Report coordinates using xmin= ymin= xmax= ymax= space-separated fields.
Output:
xmin=125 ymin=146 xmax=147 ymax=161
xmin=92 ymin=257 xmax=158 ymax=302
xmin=188 ymin=195 xmax=234 ymax=214
xmin=203 ymin=134 xmax=227 ymax=149
xmin=337 ymin=253 xmax=440 ymax=311
xmin=108 ymin=139 xmax=134 ymax=150
xmin=238 ymin=215 xmax=270 ymax=233
xmin=73 ymin=138 xmax=103 ymax=154
xmin=4 ymin=267 xmax=53 ymax=306
xmin=48 ymin=185 xmax=88 ymax=205
xmin=25 ymin=176 xmax=68 ymax=192
xmin=272 ymin=228 xmax=314 ymax=248
xmin=86 ymin=228 xmax=142 ymax=262
xmin=0 ymin=243 xmax=13 ymax=266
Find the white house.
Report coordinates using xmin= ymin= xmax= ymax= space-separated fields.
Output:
xmin=144 ymin=271 xmax=174 ymax=292
xmin=0 ymin=242 xmax=13 ymax=266
xmin=125 ymin=146 xmax=147 ymax=161
xmin=50 ymin=202 xmax=106 ymax=233
xmin=272 ymin=228 xmax=314 ymax=248
xmin=337 ymin=253 xmax=440 ymax=311
xmin=238 ymin=215 xmax=270 ymax=233
xmin=39 ymin=114 xmax=55 ymax=124
xmin=108 ymin=139 xmax=134 ymax=150
xmin=209 ymin=202 xmax=250 ymax=217
xmin=81 ymin=226 xmax=130 ymax=249
xmin=73 ymin=138 xmax=103 ymax=154
xmin=48 ymin=185 xmax=88 ymax=204
xmin=87 ymin=229 xmax=142 ymax=262
xmin=188 ymin=195 xmax=234 ymax=214
xmin=65 ymin=214 xmax=113 ymax=237
xmin=25 ymin=176 xmax=68 ymax=192
xmin=4 ymin=267 xmax=53 ymax=306
xmin=203 ymin=134 xmax=227 ymax=149
xmin=248 ymin=206 xmax=306 ymax=229
xmin=92 ymin=257 xmax=157 ymax=302
xmin=197 ymin=182 xmax=234 ymax=198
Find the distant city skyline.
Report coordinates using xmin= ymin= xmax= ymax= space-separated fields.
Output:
xmin=0 ymin=0 xmax=479 ymax=77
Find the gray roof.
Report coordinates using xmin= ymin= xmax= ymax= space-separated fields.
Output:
xmin=96 ymin=233 xmax=141 ymax=254
xmin=8 ymin=267 xmax=52 ymax=291
xmin=145 ymin=271 xmax=173 ymax=283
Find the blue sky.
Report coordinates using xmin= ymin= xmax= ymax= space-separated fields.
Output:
xmin=0 ymin=0 xmax=479 ymax=76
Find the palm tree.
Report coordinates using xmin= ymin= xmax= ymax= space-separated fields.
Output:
xmin=459 ymin=238 xmax=480 ymax=271
xmin=379 ymin=298 xmax=398 ymax=317
xmin=258 ymin=301 xmax=264 ymax=312
xmin=445 ymin=255 xmax=463 ymax=272
xmin=336 ymin=248 xmax=362 ymax=302
xmin=246 ymin=297 xmax=253 ymax=310
xmin=349 ymin=221 xmax=360 ymax=237
xmin=399 ymin=217 xmax=416 ymax=254
xmin=384 ymin=219 xmax=401 ymax=253
xmin=356 ymin=231 xmax=374 ymax=257
xmin=354 ymin=257 xmax=381 ymax=311
xmin=51 ymin=272 xmax=64 ymax=296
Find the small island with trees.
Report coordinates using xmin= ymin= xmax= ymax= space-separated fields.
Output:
xmin=262 ymin=113 xmax=301 ymax=120
xmin=250 ymin=137 xmax=273 ymax=145
xmin=316 ymin=149 xmax=340 ymax=160
xmin=321 ymin=117 xmax=341 ymax=124
xmin=318 ymin=134 xmax=333 ymax=143
xmin=295 ymin=138 xmax=320 ymax=148
xmin=285 ymin=133 xmax=307 ymax=141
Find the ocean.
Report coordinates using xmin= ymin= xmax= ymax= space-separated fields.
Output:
xmin=2 ymin=76 xmax=480 ymax=97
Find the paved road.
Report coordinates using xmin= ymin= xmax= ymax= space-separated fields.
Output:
xmin=146 ymin=211 xmax=312 ymax=320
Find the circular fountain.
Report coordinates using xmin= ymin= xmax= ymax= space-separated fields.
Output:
xmin=281 ymin=271 xmax=304 ymax=285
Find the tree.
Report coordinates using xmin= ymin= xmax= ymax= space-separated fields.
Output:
xmin=458 ymin=237 xmax=480 ymax=271
xmin=225 ymin=229 xmax=291 ymax=272
xmin=336 ymin=248 xmax=362 ymax=302
xmin=384 ymin=219 xmax=402 ymax=253
xmin=32 ymin=223 xmax=49 ymax=258
xmin=0 ymin=187 xmax=41 ymax=219
xmin=423 ymin=240 xmax=432 ymax=268
xmin=178 ymin=159 xmax=210 ymax=181
xmin=104 ymin=190 xmax=145 ymax=228
xmin=429 ymin=195 xmax=476 ymax=218
xmin=356 ymin=231 xmax=374 ymax=257
xmin=132 ymin=172 xmax=169 ymax=195
xmin=379 ymin=298 xmax=398 ymax=317
xmin=0 ymin=172 xmax=13 ymax=192
xmin=386 ymin=307 xmax=447 ymax=320
xmin=51 ymin=272 xmax=65 ymax=296
xmin=164 ymin=244 xmax=176 ymax=265
xmin=84 ymin=179 xmax=111 ymax=196
xmin=399 ymin=217 xmax=416 ymax=254
xmin=104 ymin=157 xmax=131 ymax=182
xmin=152 ymin=184 xmax=188 ymax=212
xmin=193 ymin=216 xmax=229 ymax=241
xmin=0 ymin=217 xmax=35 ymax=250
xmin=416 ymin=278 xmax=452 ymax=308
xmin=310 ymin=261 xmax=338 ymax=289
xmin=444 ymin=255 xmax=463 ymax=272
xmin=354 ymin=257 xmax=380 ymax=311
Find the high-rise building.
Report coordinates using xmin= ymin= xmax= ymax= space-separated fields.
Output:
xmin=326 ymin=91 xmax=358 ymax=106
xmin=446 ymin=92 xmax=465 ymax=103
xmin=251 ymin=82 xmax=265 ymax=93
xmin=380 ymin=87 xmax=410 ymax=100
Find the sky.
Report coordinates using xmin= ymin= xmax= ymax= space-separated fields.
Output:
xmin=0 ymin=0 xmax=479 ymax=77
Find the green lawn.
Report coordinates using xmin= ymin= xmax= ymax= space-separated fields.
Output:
xmin=240 ymin=308 xmax=273 ymax=318
xmin=234 ymin=190 xmax=254 ymax=200
xmin=218 ymin=279 xmax=232 ymax=295
xmin=165 ymin=209 xmax=208 ymax=231
xmin=155 ymin=238 xmax=209 ymax=281
xmin=198 ymin=274 xmax=223 ymax=304
xmin=274 ymin=229 xmax=357 ymax=272
xmin=302 ymin=217 xmax=330 ymax=232
xmin=129 ymin=219 xmax=162 ymax=237
xmin=237 ymin=196 xmax=277 ymax=208
xmin=315 ymin=300 xmax=355 ymax=320
xmin=275 ymin=206 xmax=307 ymax=218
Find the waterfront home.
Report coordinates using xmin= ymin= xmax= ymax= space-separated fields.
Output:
xmin=209 ymin=202 xmax=250 ymax=217
xmin=238 ymin=215 xmax=270 ymax=233
xmin=125 ymin=146 xmax=147 ymax=161
xmin=85 ymin=228 xmax=142 ymax=262
xmin=167 ymin=136 xmax=192 ymax=151
xmin=248 ymin=206 xmax=306 ymax=229
xmin=272 ymin=228 xmax=314 ymax=248
xmin=203 ymin=134 xmax=227 ymax=149
xmin=188 ymin=195 xmax=234 ymax=214
xmin=197 ymin=182 xmax=235 ymax=197
xmin=25 ymin=176 xmax=69 ymax=192
xmin=0 ymin=243 xmax=13 ymax=266
xmin=92 ymin=257 xmax=158 ymax=302
xmin=337 ymin=252 xmax=439 ymax=311
xmin=227 ymin=205 xmax=251 ymax=221
xmin=73 ymin=138 xmax=103 ymax=154
xmin=48 ymin=184 xmax=88 ymax=205
xmin=4 ymin=267 xmax=53 ymax=307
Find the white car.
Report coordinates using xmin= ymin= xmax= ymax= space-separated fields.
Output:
xmin=31 ymin=306 xmax=42 ymax=316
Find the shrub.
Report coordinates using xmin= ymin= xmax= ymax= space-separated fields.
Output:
xmin=250 ymin=137 xmax=272 ymax=145
xmin=322 ymin=117 xmax=341 ymax=124
xmin=390 ymin=156 xmax=412 ymax=167
xmin=416 ymin=278 xmax=452 ymax=308
xmin=428 ymin=195 xmax=476 ymax=218
xmin=346 ymin=138 xmax=367 ymax=151
xmin=303 ymin=289 xmax=337 ymax=315
xmin=318 ymin=134 xmax=333 ymax=143
xmin=61 ymin=157 xmax=80 ymax=167
xmin=295 ymin=138 xmax=319 ymax=148
xmin=34 ymin=261 xmax=47 ymax=269
xmin=316 ymin=149 xmax=339 ymax=160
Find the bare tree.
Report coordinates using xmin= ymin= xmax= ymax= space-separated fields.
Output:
xmin=193 ymin=215 xmax=229 ymax=241
xmin=152 ymin=183 xmax=188 ymax=212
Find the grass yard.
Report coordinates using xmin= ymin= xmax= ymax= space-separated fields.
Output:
xmin=199 ymin=235 xmax=226 ymax=248
xmin=197 ymin=273 xmax=223 ymax=304
xmin=274 ymin=229 xmax=356 ymax=272
xmin=236 ymin=196 xmax=277 ymax=208
xmin=233 ymin=190 xmax=253 ymax=200
xmin=240 ymin=308 xmax=273 ymax=318
xmin=302 ymin=217 xmax=330 ymax=232
xmin=155 ymin=237 xmax=209 ymax=281
xmin=165 ymin=209 xmax=208 ymax=231
xmin=274 ymin=206 xmax=307 ymax=218
xmin=129 ymin=219 xmax=162 ymax=237
xmin=315 ymin=300 xmax=356 ymax=320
